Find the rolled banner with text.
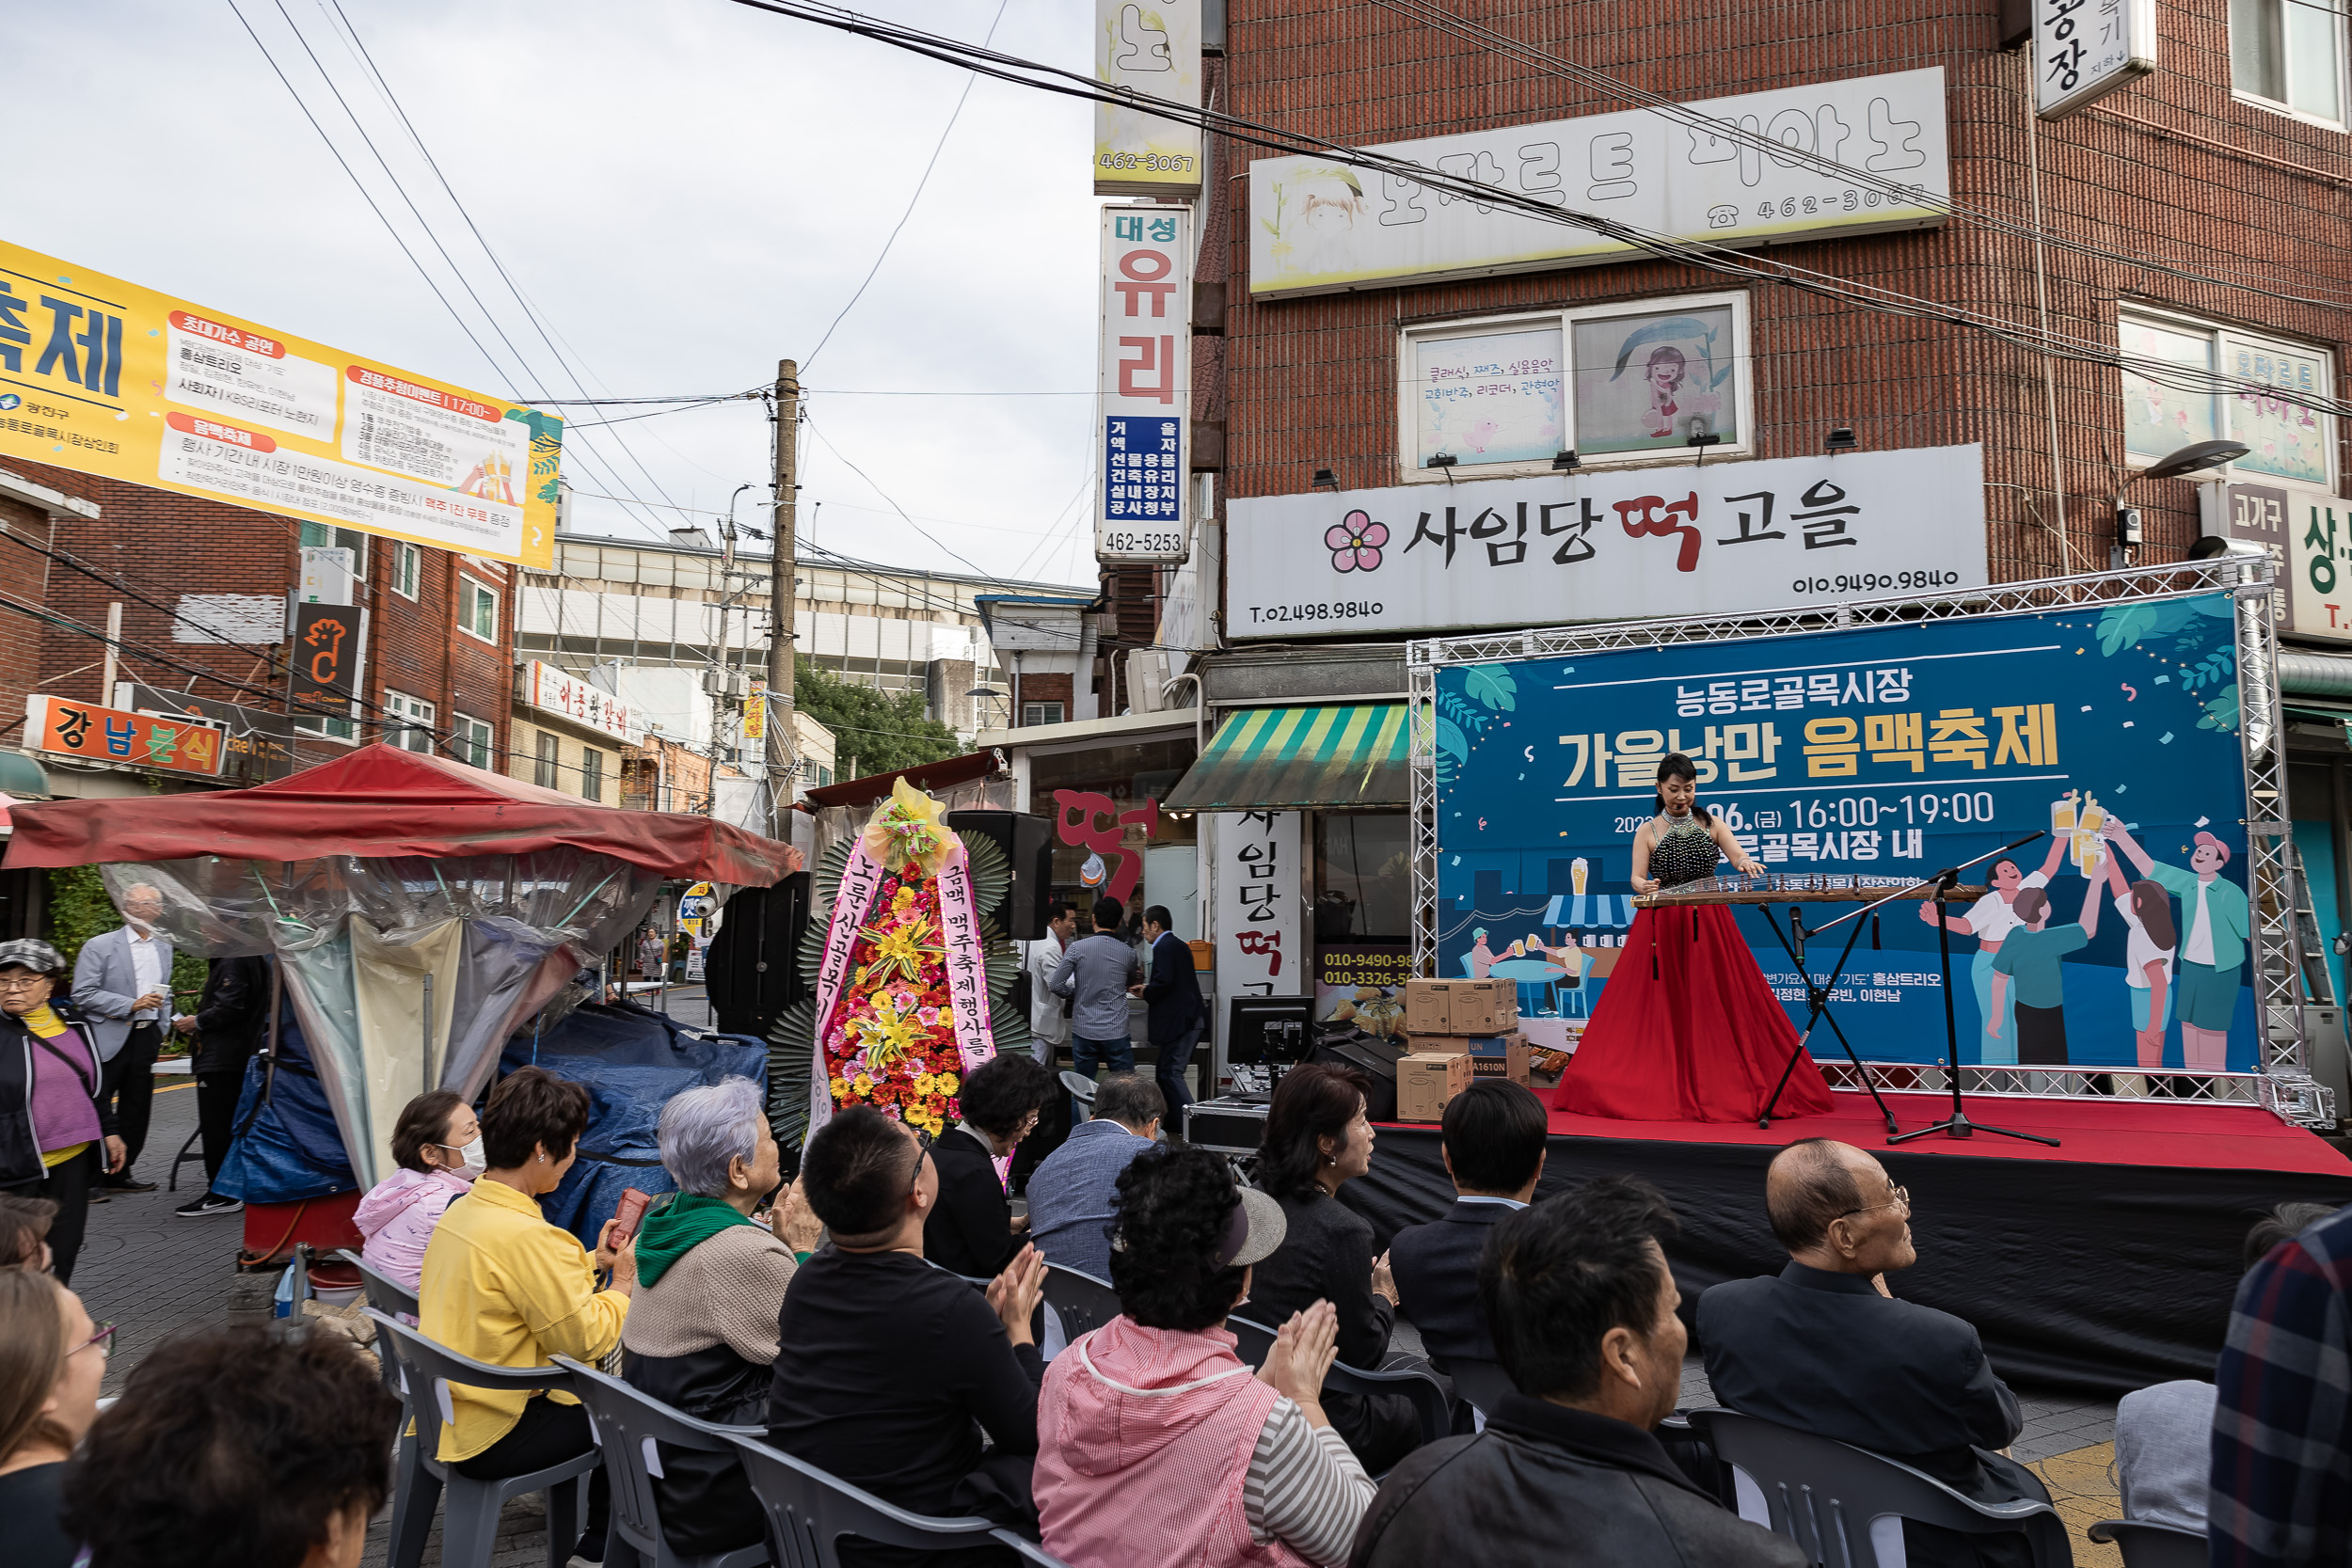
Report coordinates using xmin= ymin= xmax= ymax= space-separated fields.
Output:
xmin=0 ymin=239 xmax=560 ymax=566
xmin=806 ymin=780 xmax=996 ymax=1136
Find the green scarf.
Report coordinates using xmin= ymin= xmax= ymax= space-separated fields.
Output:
xmin=631 ymin=1191 xmax=758 ymax=1288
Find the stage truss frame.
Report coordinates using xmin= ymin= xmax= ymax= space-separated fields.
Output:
xmin=1405 ymin=556 xmax=2335 ymax=1127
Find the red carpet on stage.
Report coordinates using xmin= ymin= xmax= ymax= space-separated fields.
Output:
xmin=1540 ymin=1089 xmax=2352 ymax=1176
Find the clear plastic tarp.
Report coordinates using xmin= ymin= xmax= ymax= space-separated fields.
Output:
xmin=103 ymin=850 xmax=663 ymax=1187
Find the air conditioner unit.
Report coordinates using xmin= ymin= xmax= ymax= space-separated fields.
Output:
xmin=1129 ymin=649 xmax=1172 ymax=713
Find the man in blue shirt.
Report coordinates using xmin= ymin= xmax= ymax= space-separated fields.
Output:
xmin=1025 ymin=1072 xmax=1164 ymax=1281
xmin=1050 ymin=896 xmax=1142 ymax=1124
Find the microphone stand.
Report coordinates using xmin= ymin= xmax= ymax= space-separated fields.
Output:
xmin=1886 ymin=831 xmax=2060 ymax=1148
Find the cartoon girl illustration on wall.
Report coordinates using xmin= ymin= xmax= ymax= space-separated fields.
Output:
xmin=1919 ymin=834 xmax=2071 ymax=1065
xmin=2099 ymin=847 xmax=2177 ymax=1069
xmin=1637 ymin=346 xmax=1722 ymax=440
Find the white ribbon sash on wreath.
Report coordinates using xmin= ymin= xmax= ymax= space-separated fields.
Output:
xmin=805 ymin=836 xmax=997 ymax=1134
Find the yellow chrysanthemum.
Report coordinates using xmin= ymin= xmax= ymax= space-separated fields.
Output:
xmin=936 ymin=1007 xmax=956 ymax=1033
xmin=935 ymin=1070 xmax=960 ymax=1097
xmin=892 ymin=885 xmax=917 ymax=909
xmin=828 ymin=1077 xmax=850 ymax=1101
xmin=851 ymin=1072 xmax=874 ymax=1097
xmin=914 ymin=1072 xmax=938 ymax=1096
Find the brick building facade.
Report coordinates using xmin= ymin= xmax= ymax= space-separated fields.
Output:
xmin=0 ymin=458 xmax=515 ymax=789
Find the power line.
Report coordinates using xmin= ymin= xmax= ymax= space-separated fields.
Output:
xmin=803 ymin=0 xmax=1011 ymax=372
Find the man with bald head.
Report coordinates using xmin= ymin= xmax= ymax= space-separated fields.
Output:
xmin=1698 ymin=1139 xmax=2044 ymax=1568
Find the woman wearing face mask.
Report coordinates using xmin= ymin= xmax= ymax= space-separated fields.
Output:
xmin=355 ymin=1090 xmax=482 ymax=1295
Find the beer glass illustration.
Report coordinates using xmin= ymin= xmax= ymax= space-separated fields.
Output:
xmin=1571 ymin=856 xmax=1589 ymax=926
xmin=2051 ymin=790 xmax=2107 ymax=878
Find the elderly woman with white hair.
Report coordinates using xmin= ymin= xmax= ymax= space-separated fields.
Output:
xmin=620 ymin=1076 xmax=822 ymax=1559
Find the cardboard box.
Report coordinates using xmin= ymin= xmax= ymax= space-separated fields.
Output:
xmin=1403 ymin=978 xmax=1456 ymax=1035
xmin=1395 ymin=1052 xmax=1473 ymax=1121
xmin=1450 ymin=978 xmax=1518 ymax=1035
xmin=1415 ymin=1033 xmax=1530 ymax=1085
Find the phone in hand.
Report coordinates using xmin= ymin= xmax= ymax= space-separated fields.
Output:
xmin=610 ymin=1188 xmax=654 ymax=1246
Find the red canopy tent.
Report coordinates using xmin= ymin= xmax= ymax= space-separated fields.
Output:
xmin=2 ymin=743 xmax=799 ymax=883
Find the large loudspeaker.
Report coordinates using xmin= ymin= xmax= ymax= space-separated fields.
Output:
xmin=946 ymin=811 xmax=1055 ymax=940
xmin=704 ymin=873 xmax=811 ymax=1040
xmin=1312 ymin=1036 xmax=1405 ymax=1123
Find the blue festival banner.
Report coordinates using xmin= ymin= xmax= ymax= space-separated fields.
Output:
xmin=1433 ymin=592 xmax=2258 ymax=1070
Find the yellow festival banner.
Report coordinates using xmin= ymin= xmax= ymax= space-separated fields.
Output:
xmin=0 ymin=241 xmax=559 ymax=567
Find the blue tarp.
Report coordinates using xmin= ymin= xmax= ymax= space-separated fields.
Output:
xmin=499 ymin=1002 xmax=769 ymax=1249
xmin=212 ymin=998 xmax=359 ymax=1205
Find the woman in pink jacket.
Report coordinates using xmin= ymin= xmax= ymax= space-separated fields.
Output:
xmin=1034 ymin=1144 xmax=1375 ymax=1568
xmin=354 ymin=1090 xmax=480 ymax=1293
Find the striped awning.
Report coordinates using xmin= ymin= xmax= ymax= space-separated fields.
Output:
xmin=1161 ymin=705 xmax=1411 ymax=812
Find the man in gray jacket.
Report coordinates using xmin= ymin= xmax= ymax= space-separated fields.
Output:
xmin=1050 ymin=896 xmax=1140 ymax=1124
xmin=72 ymin=882 xmax=177 ymax=1193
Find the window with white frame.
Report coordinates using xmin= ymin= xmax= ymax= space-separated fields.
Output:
xmin=383 ymin=690 xmax=436 ymax=753
xmin=580 ymin=746 xmax=604 ymax=802
xmin=457 ymin=577 xmax=500 ymax=642
xmin=392 ymin=542 xmax=422 ymax=600
xmin=2232 ymin=0 xmax=2344 ymax=123
xmin=453 ymin=714 xmax=494 ymax=769
xmin=1023 ymin=701 xmax=1065 ymax=727
xmin=2120 ymin=309 xmax=2334 ymax=489
xmin=1400 ymin=292 xmax=1751 ymax=480
xmin=294 ymin=713 xmax=357 ymax=743
xmin=534 ymin=730 xmax=561 ymax=789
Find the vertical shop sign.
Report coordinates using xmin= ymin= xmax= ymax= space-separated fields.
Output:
xmin=2296 ymin=497 xmax=2352 ymax=640
xmin=289 ymin=603 xmax=368 ymax=718
xmin=2035 ymin=0 xmax=2156 ymax=119
xmin=1098 ymin=206 xmax=1191 ymax=565
xmin=1215 ymin=810 xmax=1302 ymax=1027
xmin=1093 ymin=0 xmax=1202 ymax=197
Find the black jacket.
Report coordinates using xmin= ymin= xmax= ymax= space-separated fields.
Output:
xmin=0 ymin=997 xmax=116 ymax=1186
xmin=1387 ymin=1198 xmax=1513 ymax=1371
xmin=1139 ymin=931 xmax=1205 ymax=1045
xmin=1349 ymin=1394 xmax=1807 ymax=1568
xmin=1247 ymin=1185 xmax=1418 ymax=1473
xmin=1699 ymin=1261 xmax=2047 ymax=1568
xmin=923 ymin=1126 xmax=1018 ymax=1277
xmin=190 ymin=956 xmax=271 ymax=1075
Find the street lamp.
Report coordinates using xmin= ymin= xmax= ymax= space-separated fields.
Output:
xmin=2114 ymin=438 xmax=2250 ymax=565
xmin=966 ymin=683 xmax=1007 ymax=729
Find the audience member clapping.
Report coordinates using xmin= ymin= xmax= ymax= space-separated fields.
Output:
xmin=1350 ymin=1177 xmax=1803 ymax=1567
xmin=419 ymin=1065 xmax=631 ymax=1567
xmin=766 ymin=1105 xmax=1049 ymax=1565
xmin=925 ymin=1052 xmax=1057 ymax=1277
xmin=1026 ymin=1071 xmax=1163 ymax=1280
xmin=0 ymin=1193 xmax=58 ymax=1271
xmin=1387 ymin=1080 xmax=1547 ymax=1374
xmin=1699 ymin=1139 xmax=2043 ymax=1568
xmin=0 ymin=1270 xmax=107 ymax=1568
xmin=354 ymin=1087 xmax=480 ymax=1294
xmin=1248 ymin=1062 xmax=1419 ymax=1474
xmin=2210 ymin=1196 xmax=2352 ymax=1565
xmin=2110 ymin=1200 xmax=2338 ymax=1536
xmin=60 ymin=1322 xmax=396 ymax=1568
xmin=1035 ymin=1142 xmax=1375 ymax=1568
xmin=621 ymin=1076 xmax=820 ymax=1558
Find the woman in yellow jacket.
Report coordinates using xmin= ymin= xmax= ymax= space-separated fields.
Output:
xmin=420 ymin=1066 xmax=633 ymax=1568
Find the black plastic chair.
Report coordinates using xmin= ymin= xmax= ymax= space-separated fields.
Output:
xmin=1691 ymin=1408 xmax=2074 ymax=1568
xmin=729 ymin=1431 xmax=1007 ymax=1567
xmin=1226 ymin=1314 xmax=1453 ymax=1449
xmin=2088 ymin=1518 xmax=2207 ymax=1568
xmin=1041 ymin=1265 xmax=1123 ymax=1345
xmin=368 ymin=1310 xmax=597 ymax=1568
xmin=552 ymin=1355 xmax=771 ymax=1568
xmin=1445 ymin=1357 xmax=1515 ymax=1420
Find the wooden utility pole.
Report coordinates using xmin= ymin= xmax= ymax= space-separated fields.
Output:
xmin=766 ymin=359 xmax=800 ymax=834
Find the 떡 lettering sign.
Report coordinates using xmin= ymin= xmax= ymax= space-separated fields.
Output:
xmin=1227 ymin=444 xmax=1989 ymax=639
xmin=1216 ymin=811 xmax=1302 ymax=1056
xmin=2035 ymin=0 xmax=2157 ymax=119
xmin=25 ymin=693 xmax=225 ymax=777
xmin=1249 ymin=69 xmax=1950 ymax=298
xmin=1098 ymin=206 xmax=1190 ymax=564
xmin=1094 ymin=0 xmax=1201 ymax=197
xmin=289 ymin=603 xmax=367 ymax=718
xmin=0 ymin=240 xmax=560 ymax=566
xmin=527 ymin=659 xmax=637 ymax=742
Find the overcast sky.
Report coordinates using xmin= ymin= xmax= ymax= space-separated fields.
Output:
xmin=14 ymin=0 xmax=1102 ymax=586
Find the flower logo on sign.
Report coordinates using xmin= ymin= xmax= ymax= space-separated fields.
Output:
xmin=1326 ymin=511 xmax=1388 ymax=573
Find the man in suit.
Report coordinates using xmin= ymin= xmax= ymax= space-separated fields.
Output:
xmin=1698 ymin=1138 xmax=2045 ymax=1568
xmin=72 ymin=882 xmax=177 ymax=1194
xmin=1134 ymin=905 xmax=1206 ymax=1120
xmin=172 ymin=954 xmax=272 ymax=1218
xmin=1388 ymin=1080 xmax=1548 ymax=1375
xmin=1351 ymin=1177 xmax=1804 ymax=1568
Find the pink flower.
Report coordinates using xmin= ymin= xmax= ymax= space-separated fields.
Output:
xmin=1325 ymin=511 xmax=1388 ymax=573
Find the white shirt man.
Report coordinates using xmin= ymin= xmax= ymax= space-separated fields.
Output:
xmin=1025 ymin=902 xmax=1076 ymax=1065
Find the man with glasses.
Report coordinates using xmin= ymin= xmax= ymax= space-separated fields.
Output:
xmin=1698 ymin=1139 xmax=2044 ymax=1568
xmin=71 ymin=883 xmax=178 ymax=1195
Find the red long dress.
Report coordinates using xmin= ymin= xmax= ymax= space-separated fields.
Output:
xmin=1552 ymin=818 xmax=1835 ymax=1123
